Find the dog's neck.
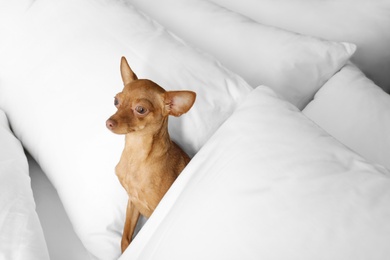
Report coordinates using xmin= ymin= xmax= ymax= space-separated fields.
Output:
xmin=124 ymin=123 xmax=172 ymax=160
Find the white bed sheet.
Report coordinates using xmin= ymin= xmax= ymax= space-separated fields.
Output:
xmin=0 ymin=110 xmax=49 ymax=260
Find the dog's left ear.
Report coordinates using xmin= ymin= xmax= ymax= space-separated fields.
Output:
xmin=164 ymin=91 xmax=196 ymax=117
xmin=120 ymin=56 xmax=138 ymax=85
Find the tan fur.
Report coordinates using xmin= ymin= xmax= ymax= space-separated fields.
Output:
xmin=106 ymin=57 xmax=196 ymax=253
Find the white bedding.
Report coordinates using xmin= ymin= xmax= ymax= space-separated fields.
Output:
xmin=210 ymin=0 xmax=390 ymax=93
xmin=28 ymin=155 xmax=91 ymax=260
xmin=0 ymin=0 xmax=252 ymax=258
xmin=1 ymin=0 xmax=390 ymax=259
xmin=121 ymin=86 xmax=390 ymax=260
xmin=0 ymin=110 xmax=49 ymax=260
xmin=128 ymin=0 xmax=355 ymax=109
xmin=304 ymin=63 xmax=390 ymax=170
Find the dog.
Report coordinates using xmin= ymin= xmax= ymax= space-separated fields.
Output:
xmin=106 ymin=57 xmax=196 ymax=253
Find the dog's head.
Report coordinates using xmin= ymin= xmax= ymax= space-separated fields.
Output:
xmin=106 ymin=57 xmax=196 ymax=135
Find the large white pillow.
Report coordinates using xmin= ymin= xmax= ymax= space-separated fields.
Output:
xmin=210 ymin=0 xmax=390 ymax=93
xmin=121 ymin=86 xmax=390 ymax=260
xmin=128 ymin=0 xmax=356 ymax=109
xmin=0 ymin=0 xmax=252 ymax=259
xmin=303 ymin=63 xmax=390 ymax=170
xmin=0 ymin=110 xmax=50 ymax=260
xmin=0 ymin=0 xmax=33 ymax=31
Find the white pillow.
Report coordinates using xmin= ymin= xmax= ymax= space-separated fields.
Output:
xmin=128 ymin=0 xmax=356 ymax=109
xmin=0 ymin=0 xmax=33 ymax=31
xmin=0 ymin=110 xmax=50 ymax=260
xmin=303 ymin=63 xmax=390 ymax=170
xmin=121 ymin=86 xmax=390 ymax=260
xmin=210 ymin=0 xmax=390 ymax=93
xmin=0 ymin=0 xmax=252 ymax=259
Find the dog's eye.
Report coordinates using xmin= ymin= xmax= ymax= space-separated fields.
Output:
xmin=114 ymin=97 xmax=119 ymax=107
xmin=135 ymin=106 xmax=147 ymax=115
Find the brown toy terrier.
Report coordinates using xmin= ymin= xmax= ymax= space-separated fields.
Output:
xmin=106 ymin=57 xmax=196 ymax=253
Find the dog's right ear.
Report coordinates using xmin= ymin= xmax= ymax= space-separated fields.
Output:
xmin=164 ymin=91 xmax=196 ymax=117
xmin=120 ymin=56 xmax=138 ymax=85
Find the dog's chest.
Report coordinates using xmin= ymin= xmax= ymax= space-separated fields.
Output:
xmin=115 ymin=135 xmax=183 ymax=217
xmin=115 ymin=153 xmax=168 ymax=216
xmin=116 ymin=155 xmax=150 ymax=193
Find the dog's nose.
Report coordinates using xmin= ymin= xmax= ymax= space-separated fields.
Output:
xmin=106 ymin=119 xmax=117 ymax=130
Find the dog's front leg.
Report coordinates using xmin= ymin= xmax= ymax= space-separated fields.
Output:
xmin=121 ymin=199 xmax=140 ymax=253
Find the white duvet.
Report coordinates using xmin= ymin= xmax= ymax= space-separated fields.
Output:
xmin=0 ymin=110 xmax=49 ymax=260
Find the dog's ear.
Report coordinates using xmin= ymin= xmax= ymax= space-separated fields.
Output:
xmin=164 ymin=91 xmax=196 ymax=117
xmin=120 ymin=56 xmax=138 ymax=85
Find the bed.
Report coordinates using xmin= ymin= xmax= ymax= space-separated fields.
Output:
xmin=0 ymin=0 xmax=390 ymax=259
